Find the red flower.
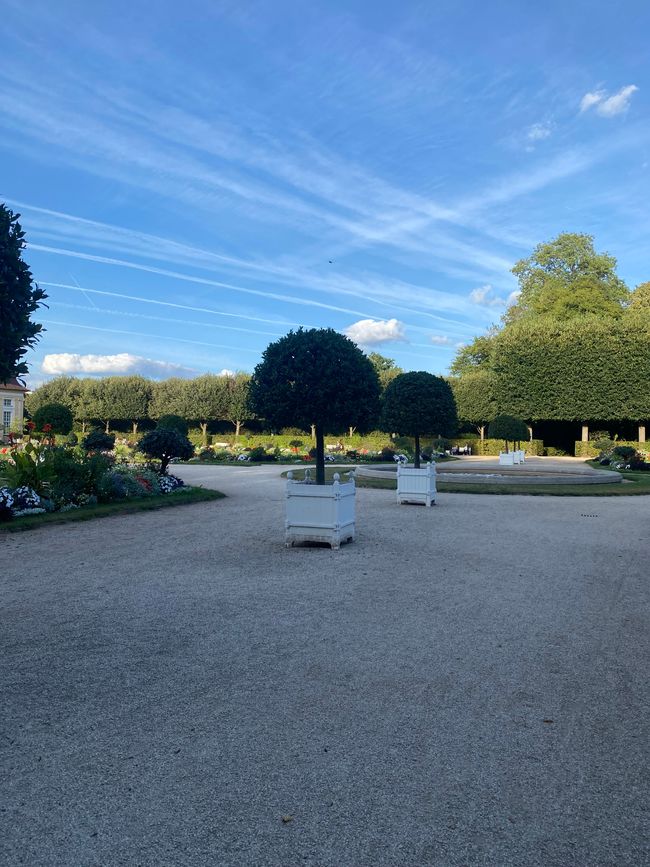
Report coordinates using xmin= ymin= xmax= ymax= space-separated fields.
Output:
xmin=42 ymin=424 xmax=52 ymax=432
xmin=26 ymin=421 xmax=36 ymax=431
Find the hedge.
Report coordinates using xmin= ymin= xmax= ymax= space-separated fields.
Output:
xmin=574 ymin=440 xmax=646 ymax=458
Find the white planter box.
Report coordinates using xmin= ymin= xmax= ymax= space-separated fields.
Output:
xmin=499 ymin=452 xmax=515 ymax=466
xmin=285 ymin=471 xmax=355 ymax=549
xmin=396 ymin=462 xmax=436 ymax=507
xmin=517 ymin=449 xmax=526 ymax=463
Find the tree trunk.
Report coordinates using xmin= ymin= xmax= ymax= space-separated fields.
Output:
xmin=81 ymin=421 xmax=88 ymax=434
xmin=527 ymin=425 xmax=533 ymax=442
xmin=478 ymin=425 xmax=485 ymax=441
xmin=132 ymin=421 xmax=139 ymax=436
xmin=104 ymin=419 xmax=110 ymax=433
xmin=638 ymin=424 xmax=646 ymax=443
xmin=311 ymin=423 xmax=316 ymax=443
xmin=582 ymin=424 xmax=589 ymax=442
xmin=315 ymin=424 xmax=325 ymax=486
xmin=200 ymin=422 xmax=208 ymax=446
xmin=235 ymin=420 xmax=241 ymax=438
xmin=414 ymin=433 xmax=421 ymax=469
xmin=348 ymin=426 xmax=356 ymax=438
xmin=505 ymin=440 xmax=509 ymax=453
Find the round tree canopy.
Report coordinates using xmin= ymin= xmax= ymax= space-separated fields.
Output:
xmin=32 ymin=402 xmax=73 ymax=435
xmin=487 ymin=414 xmax=528 ymax=443
xmin=248 ymin=328 xmax=381 ymax=434
xmin=381 ymin=372 xmax=458 ymax=438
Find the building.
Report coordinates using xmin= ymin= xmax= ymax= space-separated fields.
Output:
xmin=0 ymin=379 xmax=28 ymax=439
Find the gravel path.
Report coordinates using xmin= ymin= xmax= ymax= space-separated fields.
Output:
xmin=1 ymin=466 xmax=648 ymax=866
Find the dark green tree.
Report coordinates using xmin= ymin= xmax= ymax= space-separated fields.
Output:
xmin=381 ymin=372 xmax=458 ymax=468
xmin=137 ymin=428 xmax=194 ymax=474
xmin=487 ymin=414 xmax=527 ymax=453
xmin=248 ymin=328 xmax=381 ymax=484
xmin=156 ymin=414 xmax=189 ymax=436
xmin=32 ymin=403 xmax=73 ymax=435
xmin=0 ymin=204 xmax=48 ymax=381
xmin=82 ymin=429 xmax=115 ymax=452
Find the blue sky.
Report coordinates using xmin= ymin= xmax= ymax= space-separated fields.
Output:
xmin=1 ymin=0 xmax=648 ymax=384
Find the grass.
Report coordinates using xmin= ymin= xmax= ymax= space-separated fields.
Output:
xmin=0 ymin=487 xmax=225 ymax=533
xmin=285 ymin=465 xmax=650 ymax=496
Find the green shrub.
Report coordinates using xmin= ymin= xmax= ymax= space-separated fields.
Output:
xmin=83 ymin=429 xmax=115 ymax=451
xmin=379 ymin=447 xmax=396 ymax=462
xmin=65 ymin=432 xmax=78 ymax=445
xmin=32 ymin=403 xmax=74 ymax=435
xmin=613 ymin=445 xmax=637 ymax=460
xmin=575 ymin=439 xmax=642 ymax=458
xmin=137 ymin=429 xmax=194 ymax=473
xmin=157 ymin=414 xmax=189 ymax=436
xmin=544 ymin=447 xmax=569 ymax=457
xmin=248 ymin=446 xmax=276 ymax=462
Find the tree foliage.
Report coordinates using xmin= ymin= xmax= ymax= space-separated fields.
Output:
xmin=249 ymin=328 xmax=381 ymax=483
xmin=82 ymin=429 xmax=115 ymax=452
xmin=449 ymin=370 xmax=497 ymax=431
xmin=32 ymin=403 xmax=73 ymax=435
xmin=487 ymin=414 xmax=528 ymax=451
xmin=368 ymin=352 xmax=404 ymax=392
xmin=629 ymin=281 xmax=650 ymax=309
xmin=0 ymin=204 xmax=48 ymax=381
xmin=137 ymin=429 xmax=194 ymax=474
xmin=506 ymin=232 xmax=628 ymax=323
xmin=222 ymin=372 xmax=251 ymax=436
xmin=381 ymin=372 xmax=458 ymax=467
xmin=156 ymin=414 xmax=189 ymax=436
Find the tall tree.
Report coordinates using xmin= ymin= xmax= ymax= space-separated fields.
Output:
xmin=25 ymin=376 xmax=82 ymax=417
xmin=368 ymin=352 xmax=404 ymax=391
xmin=222 ymin=372 xmax=251 ymax=438
xmin=449 ymin=370 xmax=497 ymax=440
xmin=249 ymin=328 xmax=381 ymax=485
xmin=381 ymin=372 xmax=458 ymax=468
xmin=0 ymin=204 xmax=48 ymax=381
xmin=191 ymin=374 xmax=230 ymax=445
xmin=629 ymin=281 xmax=650 ymax=310
xmin=101 ymin=375 xmax=152 ymax=435
xmin=505 ymin=232 xmax=628 ymax=323
xmin=149 ymin=378 xmax=193 ymax=421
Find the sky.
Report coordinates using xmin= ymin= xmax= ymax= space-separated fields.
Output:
xmin=1 ymin=0 xmax=648 ymax=385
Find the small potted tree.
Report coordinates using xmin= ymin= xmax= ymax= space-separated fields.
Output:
xmin=381 ymin=372 xmax=457 ymax=506
xmin=488 ymin=415 xmax=527 ymax=465
xmin=248 ymin=328 xmax=380 ymax=547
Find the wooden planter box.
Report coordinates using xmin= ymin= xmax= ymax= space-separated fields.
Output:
xmin=285 ymin=471 xmax=355 ymax=549
xmin=396 ymin=462 xmax=436 ymax=507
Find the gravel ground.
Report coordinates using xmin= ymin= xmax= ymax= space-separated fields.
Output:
xmin=1 ymin=465 xmax=648 ymax=867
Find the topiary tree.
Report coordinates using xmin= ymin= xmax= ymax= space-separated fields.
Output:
xmin=381 ymin=372 xmax=458 ymax=468
xmin=487 ymin=414 xmax=527 ymax=453
xmin=82 ymin=429 xmax=116 ymax=452
xmin=137 ymin=428 xmax=194 ymax=474
xmin=32 ymin=402 xmax=73 ymax=435
xmin=0 ymin=204 xmax=48 ymax=381
xmin=156 ymin=414 xmax=189 ymax=436
xmin=248 ymin=328 xmax=381 ymax=485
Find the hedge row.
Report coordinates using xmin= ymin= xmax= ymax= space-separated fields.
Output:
xmin=574 ymin=440 xmax=646 ymax=458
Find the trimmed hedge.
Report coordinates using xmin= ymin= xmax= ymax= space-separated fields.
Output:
xmin=574 ymin=440 xmax=646 ymax=458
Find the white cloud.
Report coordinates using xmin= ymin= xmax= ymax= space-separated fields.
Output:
xmin=527 ymin=122 xmax=552 ymax=142
xmin=344 ymin=318 xmax=406 ymax=346
xmin=580 ymin=85 xmax=638 ymax=117
xmin=469 ymin=285 xmax=520 ymax=309
xmin=218 ymin=368 xmax=235 ymax=377
xmin=430 ymin=334 xmax=453 ymax=346
xmin=41 ymin=353 xmax=197 ymax=379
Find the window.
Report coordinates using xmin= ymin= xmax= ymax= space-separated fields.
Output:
xmin=3 ymin=399 xmax=12 ymax=407
xmin=3 ymin=410 xmax=12 ymax=428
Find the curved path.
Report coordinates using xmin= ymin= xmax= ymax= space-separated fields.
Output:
xmin=1 ymin=465 xmax=648 ymax=866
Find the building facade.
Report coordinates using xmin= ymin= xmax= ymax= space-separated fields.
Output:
xmin=0 ymin=379 xmax=28 ymax=439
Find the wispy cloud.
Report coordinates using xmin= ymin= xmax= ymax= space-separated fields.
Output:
xmin=344 ymin=318 xmax=407 ymax=346
xmin=580 ymin=85 xmax=638 ymax=117
xmin=41 ymin=352 xmax=196 ymax=378
xmin=469 ymin=284 xmax=518 ymax=308
xmin=526 ymin=122 xmax=552 ymax=142
xmin=429 ymin=334 xmax=453 ymax=346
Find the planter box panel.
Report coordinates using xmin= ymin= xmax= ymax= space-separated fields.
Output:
xmin=396 ymin=463 xmax=436 ymax=507
xmin=285 ymin=472 xmax=355 ymax=549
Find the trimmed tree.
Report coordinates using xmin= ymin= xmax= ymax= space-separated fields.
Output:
xmin=248 ymin=328 xmax=381 ymax=485
xmin=82 ymin=429 xmax=115 ymax=452
xmin=32 ymin=403 xmax=73 ymax=435
xmin=137 ymin=428 xmax=194 ymax=474
xmin=223 ymin=372 xmax=251 ymax=438
xmin=487 ymin=414 xmax=527 ymax=453
xmin=156 ymin=414 xmax=189 ymax=436
xmin=381 ymin=372 xmax=458 ymax=468
xmin=0 ymin=204 xmax=48 ymax=381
